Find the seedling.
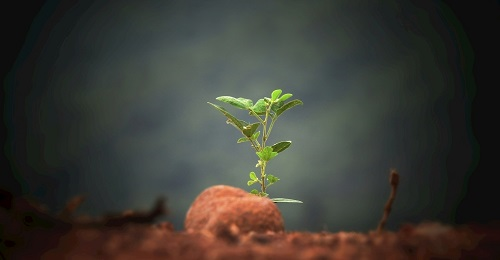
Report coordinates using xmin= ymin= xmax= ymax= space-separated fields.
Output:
xmin=208 ymin=89 xmax=303 ymax=203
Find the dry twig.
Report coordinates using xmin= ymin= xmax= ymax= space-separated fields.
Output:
xmin=377 ymin=169 xmax=399 ymax=233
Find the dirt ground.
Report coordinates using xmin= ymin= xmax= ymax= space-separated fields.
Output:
xmin=2 ymin=189 xmax=499 ymax=259
xmin=3 ymin=221 xmax=500 ymax=259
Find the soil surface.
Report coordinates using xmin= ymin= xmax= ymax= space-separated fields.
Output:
xmin=1 ymin=188 xmax=499 ymax=259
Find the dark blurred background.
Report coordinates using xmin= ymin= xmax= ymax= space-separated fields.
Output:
xmin=2 ymin=0 xmax=498 ymax=232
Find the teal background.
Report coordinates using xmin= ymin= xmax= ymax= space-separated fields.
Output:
xmin=4 ymin=0 xmax=488 ymax=232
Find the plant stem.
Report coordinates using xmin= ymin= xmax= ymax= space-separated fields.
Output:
xmin=267 ymin=117 xmax=277 ymax=138
xmin=256 ymin=102 xmax=275 ymax=195
xmin=262 ymin=118 xmax=268 ymax=148
xmin=260 ymin=161 xmax=267 ymax=194
xmin=248 ymin=110 xmax=265 ymax=152
xmin=249 ymin=139 xmax=260 ymax=152
xmin=249 ymin=101 xmax=277 ymax=196
xmin=250 ymin=110 xmax=266 ymax=126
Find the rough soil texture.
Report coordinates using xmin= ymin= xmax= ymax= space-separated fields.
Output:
xmin=185 ymin=185 xmax=284 ymax=234
xmin=1 ymin=187 xmax=499 ymax=259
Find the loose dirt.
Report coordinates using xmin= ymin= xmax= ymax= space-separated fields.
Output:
xmin=1 ymin=188 xmax=499 ymax=259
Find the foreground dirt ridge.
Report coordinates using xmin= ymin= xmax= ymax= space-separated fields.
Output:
xmin=2 ymin=187 xmax=499 ymax=259
xmin=12 ymin=222 xmax=496 ymax=259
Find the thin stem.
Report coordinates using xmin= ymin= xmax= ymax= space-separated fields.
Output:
xmin=260 ymin=161 xmax=267 ymax=194
xmin=261 ymin=102 xmax=273 ymax=148
xmin=257 ymin=102 xmax=275 ymax=195
xmin=262 ymin=117 xmax=268 ymax=147
xmin=249 ymin=102 xmax=275 ymax=196
xmin=249 ymin=139 xmax=260 ymax=152
xmin=249 ymin=110 xmax=266 ymax=125
xmin=267 ymin=117 xmax=277 ymax=138
xmin=247 ymin=110 xmax=264 ymax=152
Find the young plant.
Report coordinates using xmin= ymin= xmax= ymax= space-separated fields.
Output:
xmin=208 ymin=89 xmax=303 ymax=203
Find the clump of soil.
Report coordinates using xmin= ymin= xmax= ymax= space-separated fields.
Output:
xmin=1 ymin=188 xmax=499 ymax=259
xmin=185 ymin=185 xmax=284 ymax=234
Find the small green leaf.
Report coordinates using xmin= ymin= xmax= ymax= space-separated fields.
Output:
xmin=237 ymin=137 xmax=249 ymax=143
xmin=216 ymin=96 xmax=253 ymax=109
xmin=251 ymin=131 xmax=260 ymax=141
xmin=249 ymin=171 xmax=258 ymax=181
xmin=208 ymin=102 xmax=245 ymax=131
xmin=237 ymin=98 xmax=253 ymax=108
xmin=271 ymin=198 xmax=303 ymax=203
xmin=247 ymin=180 xmax=257 ymax=186
xmin=256 ymin=146 xmax=278 ymax=161
xmin=242 ymin=122 xmax=260 ymax=137
xmin=267 ymin=174 xmax=280 ymax=184
xmin=226 ymin=119 xmax=249 ymax=133
xmin=236 ymin=119 xmax=250 ymax=125
xmin=259 ymin=192 xmax=269 ymax=197
xmin=277 ymin=93 xmax=292 ymax=102
xmin=270 ymin=100 xmax=284 ymax=114
xmin=271 ymin=89 xmax=282 ymax=101
xmin=271 ymin=141 xmax=291 ymax=153
xmin=250 ymin=99 xmax=267 ymax=114
xmin=250 ymin=189 xmax=259 ymax=195
xmin=276 ymin=99 xmax=303 ymax=117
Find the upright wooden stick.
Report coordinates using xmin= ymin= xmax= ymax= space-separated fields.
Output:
xmin=377 ymin=169 xmax=400 ymax=233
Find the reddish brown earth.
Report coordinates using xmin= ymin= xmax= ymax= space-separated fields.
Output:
xmin=1 ymin=186 xmax=499 ymax=259
xmin=185 ymin=185 xmax=284 ymax=235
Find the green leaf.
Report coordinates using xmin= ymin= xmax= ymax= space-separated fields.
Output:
xmin=250 ymin=99 xmax=267 ymax=114
xmin=276 ymin=99 xmax=303 ymax=117
xmin=249 ymin=171 xmax=258 ymax=181
xmin=270 ymin=100 xmax=284 ymax=114
xmin=267 ymin=174 xmax=280 ymax=184
xmin=237 ymin=137 xmax=249 ymax=143
xmin=251 ymin=131 xmax=260 ymax=141
xmin=242 ymin=122 xmax=259 ymax=137
xmin=256 ymin=146 xmax=278 ymax=161
xmin=271 ymin=89 xmax=282 ymax=101
xmin=271 ymin=141 xmax=291 ymax=153
xmin=226 ymin=119 xmax=249 ymax=132
xmin=237 ymin=98 xmax=253 ymax=108
xmin=271 ymin=198 xmax=303 ymax=203
xmin=259 ymin=192 xmax=269 ymax=197
xmin=207 ymin=102 xmax=246 ymax=132
xmin=277 ymin=93 xmax=292 ymax=102
xmin=247 ymin=180 xmax=257 ymax=186
xmin=250 ymin=189 xmax=259 ymax=195
xmin=216 ymin=96 xmax=253 ymax=109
